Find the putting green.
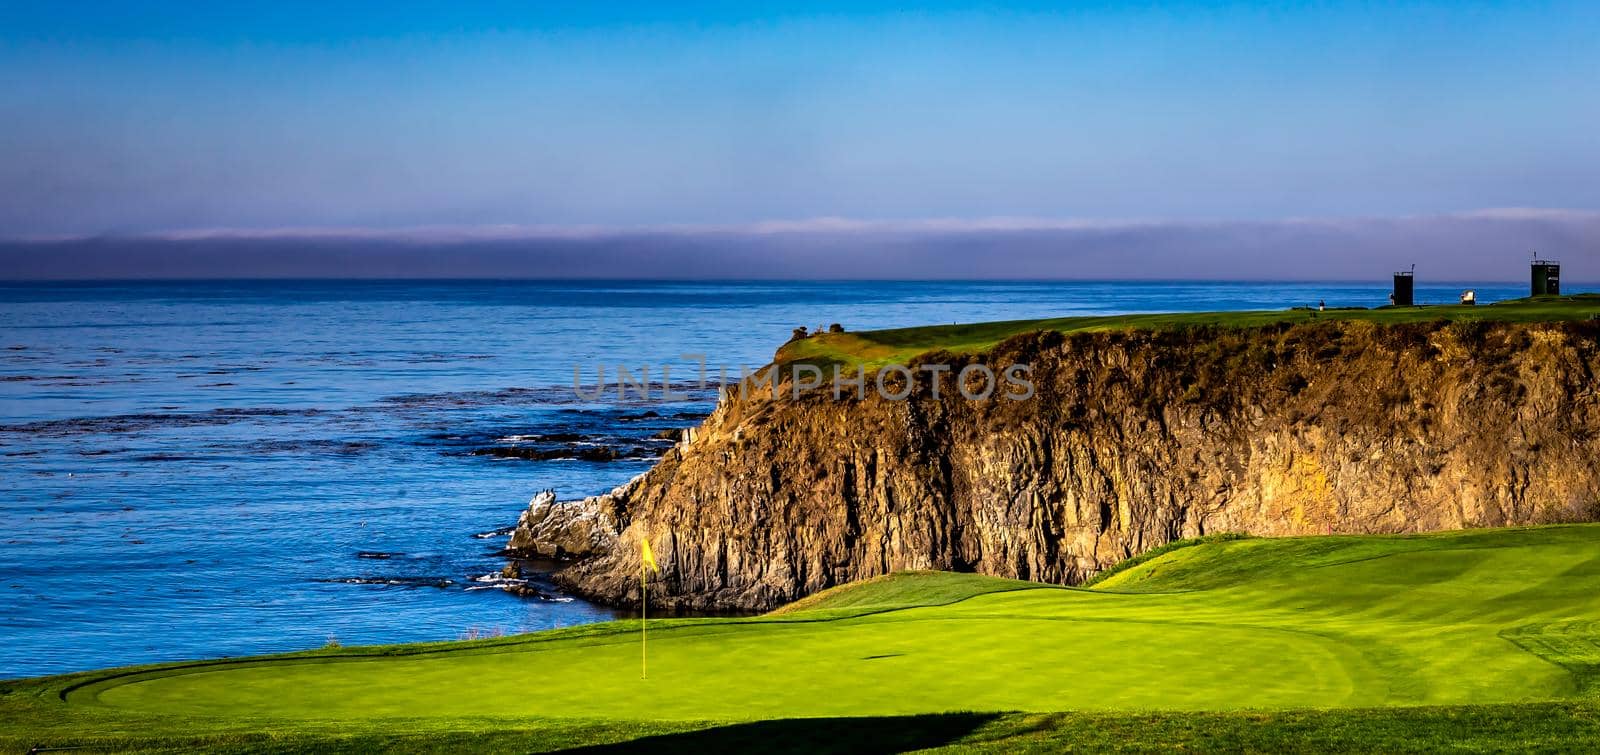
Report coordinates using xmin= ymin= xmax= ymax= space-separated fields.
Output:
xmin=90 ymin=614 xmax=1367 ymax=718
xmin=69 ymin=525 xmax=1600 ymax=722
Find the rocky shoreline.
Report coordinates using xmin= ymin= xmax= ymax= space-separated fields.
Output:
xmin=506 ymin=319 xmax=1600 ymax=612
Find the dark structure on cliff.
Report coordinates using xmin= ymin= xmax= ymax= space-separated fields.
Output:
xmin=1533 ymin=257 xmax=1561 ymax=296
xmin=1391 ymin=267 xmax=1415 ymax=306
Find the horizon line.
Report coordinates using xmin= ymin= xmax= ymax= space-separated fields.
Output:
xmin=6 ymin=207 xmax=1596 ymax=244
xmin=3 ymin=277 xmax=1592 ymax=286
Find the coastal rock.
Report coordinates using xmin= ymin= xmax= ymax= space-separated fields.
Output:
xmin=506 ymin=320 xmax=1600 ymax=612
xmin=505 ymin=484 xmax=636 ymax=558
xmin=498 ymin=582 xmax=552 ymax=599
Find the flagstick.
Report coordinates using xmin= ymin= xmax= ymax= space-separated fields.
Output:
xmin=641 ymin=557 xmax=648 ymax=680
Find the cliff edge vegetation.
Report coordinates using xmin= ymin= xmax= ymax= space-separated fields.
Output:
xmin=778 ymin=293 xmax=1600 ymax=372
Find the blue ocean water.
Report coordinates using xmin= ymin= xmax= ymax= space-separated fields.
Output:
xmin=0 ymin=279 xmax=1538 ymax=677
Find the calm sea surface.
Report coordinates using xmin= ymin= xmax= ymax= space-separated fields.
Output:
xmin=0 ymin=280 xmax=1537 ymax=677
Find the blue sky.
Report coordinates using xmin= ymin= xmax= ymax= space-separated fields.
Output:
xmin=1 ymin=2 xmax=1597 ymax=277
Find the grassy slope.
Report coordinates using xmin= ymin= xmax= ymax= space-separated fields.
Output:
xmin=7 ymin=525 xmax=1600 ymax=751
xmin=777 ymin=294 xmax=1600 ymax=371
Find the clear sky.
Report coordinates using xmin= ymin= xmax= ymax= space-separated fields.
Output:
xmin=1 ymin=2 xmax=1597 ymax=277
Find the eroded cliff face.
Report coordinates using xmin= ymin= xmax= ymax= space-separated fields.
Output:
xmin=508 ymin=320 xmax=1600 ymax=611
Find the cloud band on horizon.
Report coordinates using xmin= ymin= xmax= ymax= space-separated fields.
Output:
xmin=1 ymin=209 xmax=1595 ymax=281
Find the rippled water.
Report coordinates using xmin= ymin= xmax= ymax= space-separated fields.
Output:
xmin=0 ymin=279 xmax=1534 ymax=677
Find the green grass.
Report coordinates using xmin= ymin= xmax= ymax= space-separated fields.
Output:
xmin=778 ymin=293 xmax=1600 ymax=371
xmin=8 ymin=524 xmax=1600 ymax=751
xmin=1080 ymin=532 xmax=1253 ymax=588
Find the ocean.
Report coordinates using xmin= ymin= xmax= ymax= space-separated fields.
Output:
xmin=0 ymin=279 xmax=1537 ymax=677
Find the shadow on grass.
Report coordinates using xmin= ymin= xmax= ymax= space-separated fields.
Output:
xmin=554 ymin=713 xmax=1000 ymax=754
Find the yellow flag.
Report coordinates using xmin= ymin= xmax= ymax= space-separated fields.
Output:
xmin=641 ymin=537 xmax=659 ymax=575
xmin=639 ymin=536 xmax=658 ymax=680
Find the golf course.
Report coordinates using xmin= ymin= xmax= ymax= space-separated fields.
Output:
xmin=776 ymin=293 xmax=1600 ymax=371
xmin=7 ymin=524 xmax=1600 ymax=752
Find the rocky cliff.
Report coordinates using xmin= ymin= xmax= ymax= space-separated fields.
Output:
xmin=507 ymin=319 xmax=1600 ymax=611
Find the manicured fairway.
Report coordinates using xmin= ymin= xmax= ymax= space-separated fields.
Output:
xmin=8 ymin=524 xmax=1600 ymax=751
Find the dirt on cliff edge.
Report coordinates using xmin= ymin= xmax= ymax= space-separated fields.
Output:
xmin=508 ymin=319 xmax=1600 ymax=612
